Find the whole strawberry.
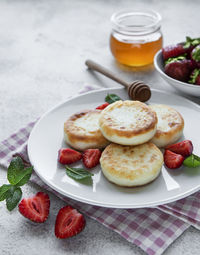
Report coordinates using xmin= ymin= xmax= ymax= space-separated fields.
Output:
xmin=189 ymin=69 xmax=200 ymax=85
xmin=165 ymin=59 xmax=193 ymax=82
xmin=162 ymin=44 xmax=186 ymax=60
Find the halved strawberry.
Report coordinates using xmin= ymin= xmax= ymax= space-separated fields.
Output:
xmin=164 ymin=150 xmax=184 ymax=169
xmin=58 ymin=148 xmax=82 ymax=164
xmin=55 ymin=205 xmax=85 ymax=239
xmin=96 ymin=102 xmax=109 ymax=110
xmin=83 ymin=149 xmax=101 ymax=168
xmin=166 ymin=140 xmax=193 ymax=157
xmin=162 ymin=44 xmax=186 ymax=60
xmin=18 ymin=192 xmax=50 ymax=223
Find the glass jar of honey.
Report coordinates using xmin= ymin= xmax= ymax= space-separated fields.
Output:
xmin=110 ymin=10 xmax=163 ymax=67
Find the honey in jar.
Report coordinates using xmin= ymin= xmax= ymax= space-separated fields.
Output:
xmin=110 ymin=10 xmax=163 ymax=67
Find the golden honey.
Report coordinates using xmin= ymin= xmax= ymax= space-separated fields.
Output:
xmin=110 ymin=35 xmax=163 ymax=66
xmin=110 ymin=10 xmax=163 ymax=67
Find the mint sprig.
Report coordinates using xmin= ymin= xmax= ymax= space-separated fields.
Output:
xmin=0 ymin=184 xmax=12 ymax=201
xmin=66 ymin=166 xmax=93 ymax=181
xmin=6 ymin=186 xmax=22 ymax=211
xmin=183 ymin=154 xmax=200 ymax=168
xmin=105 ymin=94 xmax=121 ymax=104
xmin=7 ymin=157 xmax=33 ymax=186
xmin=0 ymin=156 xmax=33 ymax=211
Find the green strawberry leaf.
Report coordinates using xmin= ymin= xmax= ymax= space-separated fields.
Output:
xmin=6 ymin=186 xmax=22 ymax=211
xmin=7 ymin=157 xmax=33 ymax=186
xmin=192 ymin=46 xmax=200 ymax=62
xmin=183 ymin=154 xmax=200 ymax=168
xmin=105 ymin=94 xmax=121 ymax=104
xmin=184 ymin=36 xmax=200 ymax=48
xmin=0 ymin=184 xmax=12 ymax=201
xmin=165 ymin=55 xmax=186 ymax=65
xmin=66 ymin=166 xmax=93 ymax=181
xmin=189 ymin=69 xmax=200 ymax=84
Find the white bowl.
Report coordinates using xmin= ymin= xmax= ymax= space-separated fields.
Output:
xmin=154 ymin=50 xmax=200 ymax=97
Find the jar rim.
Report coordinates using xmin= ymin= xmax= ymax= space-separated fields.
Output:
xmin=111 ymin=9 xmax=162 ymax=35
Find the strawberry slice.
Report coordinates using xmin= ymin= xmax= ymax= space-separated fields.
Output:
xmin=55 ymin=205 xmax=85 ymax=239
xmin=166 ymin=140 xmax=193 ymax=157
xmin=58 ymin=148 xmax=82 ymax=164
xmin=162 ymin=44 xmax=186 ymax=60
xmin=18 ymin=192 xmax=50 ymax=223
xmin=96 ymin=102 xmax=109 ymax=110
xmin=164 ymin=150 xmax=184 ymax=169
xmin=83 ymin=149 xmax=101 ymax=168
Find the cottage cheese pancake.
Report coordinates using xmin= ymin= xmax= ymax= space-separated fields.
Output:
xmin=100 ymin=142 xmax=163 ymax=187
xmin=149 ymin=104 xmax=184 ymax=148
xmin=64 ymin=110 xmax=110 ymax=151
xmin=99 ymin=100 xmax=157 ymax=145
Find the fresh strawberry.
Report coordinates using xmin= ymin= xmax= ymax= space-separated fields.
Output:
xmin=189 ymin=69 xmax=200 ymax=85
xmin=191 ymin=45 xmax=200 ymax=68
xmin=58 ymin=148 xmax=82 ymax=164
xmin=162 ymin=44 xmax=186 ymax=60
xmin=165 ymin=59 xmax=193 ymax=82
xmin=96 ymin=102 xmax=109 ymax=110
xmin=196 ymin=75 xmax=200 ymax=85
xmin=83 ymin=149 xmax=101 ymax=168
xmin=166 ymin=140 xmax=193 ymax=157
xmin=55 ymin=205 xmax=85 ymax=239
xmin=164 ymin=150 xmax=184 ymax=169
xmin=18 ymin=192 xmax=50 ymax=223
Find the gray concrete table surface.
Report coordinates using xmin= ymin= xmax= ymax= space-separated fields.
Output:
xmin=0 ymin=0 xmax=200 ymax=254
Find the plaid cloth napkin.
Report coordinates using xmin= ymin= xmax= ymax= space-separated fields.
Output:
xmin=0 ymin=86 xmax=200 ymax=255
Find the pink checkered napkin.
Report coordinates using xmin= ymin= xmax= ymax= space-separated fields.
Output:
xmin=0 ymin=87 xmax=199 ymax=255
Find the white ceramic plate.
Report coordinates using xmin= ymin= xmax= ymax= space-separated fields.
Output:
xmin=27 ymin=88 xmax=200 ymax=208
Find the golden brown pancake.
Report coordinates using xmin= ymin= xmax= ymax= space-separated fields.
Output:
xmin=64 ymin=110 xmax=110 ymax=151
xmin=99 ymin=100 xmax=157 ymax=145
xmin=100 ymin=142 xmax=163 ymax=187
xmin=149 ymin=104 xmax=184 ymax=148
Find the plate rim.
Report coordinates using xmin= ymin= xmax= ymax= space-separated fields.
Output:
xmin=27 ymin=87 xmax=200 ymax=208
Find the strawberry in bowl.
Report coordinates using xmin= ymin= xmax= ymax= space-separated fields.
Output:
xmin=154 ymin=36 xmax=200 ymax=97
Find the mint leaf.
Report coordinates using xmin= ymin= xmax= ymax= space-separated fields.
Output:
xmin=15 ymin=166 xmax=33 ymax=186
xmin=66 ymin=166 xmax=93 ymax=181
xmin=105 ymin=94 xmax=121 ymax=104
xmin=6 ymin=186 xmax=22 ymax=211
xmin=183 ymin=154 xmax=200 ymax=168
xmin=7 ymin=157 xmax=33 ymax=186
xmin=0 ymin=184 xmax=12 ymax=201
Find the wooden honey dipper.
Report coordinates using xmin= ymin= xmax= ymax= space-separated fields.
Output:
xmin=85 ymin=59 xmax=151 ymax=102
